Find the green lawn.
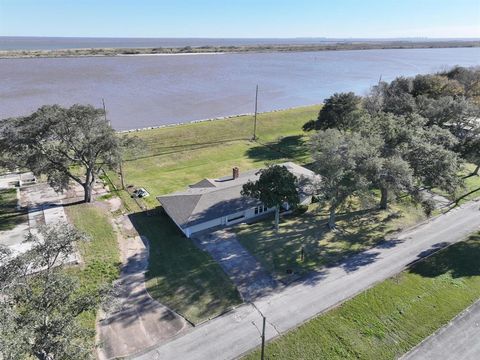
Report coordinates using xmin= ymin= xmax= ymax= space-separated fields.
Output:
xmin=235 ymin=199 xmax=425 ymax=282
xmin=116 ymin=105 xmax=318 ymax=208
xmin=101 ymin=106 xmax=319 ymax=323
xmin=243 ymin=233 xmax=480 ymax=360
xmin=65 ymin=204 xmax=121 ymax=328
xmin=129 ymin=211 xmax=242 ymax=324
xmin=453 ymin=163 xmax=480 ymax=205
xmin=431 ymin=163 xmax=480 ymax=207
xmin=0 ymin=188 xmax=27 ymax=231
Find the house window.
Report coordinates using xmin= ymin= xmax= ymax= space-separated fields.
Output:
xmin=254 ymin=205 xmax=268 ymax=215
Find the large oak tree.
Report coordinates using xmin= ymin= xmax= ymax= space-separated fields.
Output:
xmin=0 ymin=104 xmax=122 ymax=202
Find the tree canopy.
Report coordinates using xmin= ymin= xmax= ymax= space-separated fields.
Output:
xmin=0 ymin=104 xmax=124 ymax=202
xmin=241 ymin=164 xmax=299 ymax=231
xmin=0 ymin=225 xmax=106 ymax=360
xmin=313 ymin=92 xmax=363 ymax=132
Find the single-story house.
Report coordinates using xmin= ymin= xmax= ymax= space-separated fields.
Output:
xmin=157 ymin=162 xmax=318 ymax=238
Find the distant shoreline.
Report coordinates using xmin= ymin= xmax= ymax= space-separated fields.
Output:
xmin=1 ymin=40 xmax=479 ymax=59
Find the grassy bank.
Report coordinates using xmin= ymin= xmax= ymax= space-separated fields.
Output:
xmin=235 ymin=200 xmax=425 ymax=282
xmin=65 ymin=204 xmax=121 ymax=329
xmin=0 ymin=188 xmax=27 ymax=231
xmin=118 ymin=105 xmax=318 ymax=208
xmin=244 ymin=232 xmax=480 ymax=360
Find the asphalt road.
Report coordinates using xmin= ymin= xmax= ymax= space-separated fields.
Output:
xmin=402 ymin=299 xmax=480 ymax=360
xmin=132 ymin=200 xmax=480 ymax=360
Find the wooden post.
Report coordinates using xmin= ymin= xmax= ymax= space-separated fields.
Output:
xmin=253 ymin=84 xmax=258 ymax=140
xmin=119 ymin=160 xmax=126 ymax=190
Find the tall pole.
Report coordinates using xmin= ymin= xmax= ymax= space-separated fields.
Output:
xmin=102 ymin=98 xmax=108 ymax=124
xmin=261 ymin=315 xmax=266 ymax=360
xmin=253 ymin=84 xmax=258 ymax=140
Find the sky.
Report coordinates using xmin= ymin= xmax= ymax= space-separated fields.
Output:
xmin=0 ymin=0 xmax=479 ymax=38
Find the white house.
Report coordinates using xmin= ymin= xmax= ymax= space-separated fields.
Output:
xmin=157 ymin=162 xmax=318 ymax=238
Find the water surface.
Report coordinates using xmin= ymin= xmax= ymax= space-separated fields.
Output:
xmin=1 ymin=48 xmax=479 ymax=130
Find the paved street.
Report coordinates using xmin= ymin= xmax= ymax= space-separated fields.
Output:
xmin=132 ymin=200 xmax=480 ymax=360
xmin=403 ymin=299 xmax=480 ymax=360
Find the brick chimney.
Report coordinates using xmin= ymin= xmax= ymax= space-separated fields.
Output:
xmin=232 ymin=167 xmax=240 ymax=180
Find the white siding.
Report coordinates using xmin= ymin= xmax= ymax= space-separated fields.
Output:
xmin=183 ymin=198 xmax=312 ymax=237
xmin=185 ymin=217 xmax=223 ymax=237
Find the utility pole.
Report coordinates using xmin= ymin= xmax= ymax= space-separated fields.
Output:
xmin=253 ymin=84 xmax=258 ymax=140
xmin=102 ymin=98 xmax=109 ymax=125
xmin=261 ymin=314 xmax=266 ymax=360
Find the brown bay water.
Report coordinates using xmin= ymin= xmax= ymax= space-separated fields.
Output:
xmin=1 ymin=48 xmax=479 ymax=130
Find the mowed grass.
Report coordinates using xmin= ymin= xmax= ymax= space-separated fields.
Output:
xmin=235 ymin=199 xmax=425 ymax=281
xmin=431 ymin=163 xmax=480 ymax=207
xmin=129 ymin=211 xmax=241 ymax=324
xmin=100 ymin=106 xmax=317 ymax=324
xmin=118 ymin=105 xmax=319 ymax=207
xmin=243 ymin=233 xmax=480 ymax=360
xmin=65 ymin=204 xmax=121 ymax=329
xmin=0 ymin=188 xmax=27 ymax=231
xmin=453 ymin=163 xmax=480 ymax=205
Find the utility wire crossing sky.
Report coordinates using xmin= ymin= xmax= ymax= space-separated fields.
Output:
xmin=0 ymin=0 xmax=479 ymax=38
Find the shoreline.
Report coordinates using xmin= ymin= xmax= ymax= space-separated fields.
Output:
xmin=117 ymin=104 xmax=318 ymax=134
xmin=1 ymin=40 xmax=479 ymax=59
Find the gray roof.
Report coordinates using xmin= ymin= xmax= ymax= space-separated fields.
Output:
xmin=157 ymin=162 xmax=317 ymax=229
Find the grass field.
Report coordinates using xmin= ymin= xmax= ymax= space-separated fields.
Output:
xmin=0 ymin=188 xmax=27 ymax=231
xmin=235 ymin=199 xmax=425 ymax=281
xmin=243 ymin=232 xmax=480 ymax=360
xmin=65 ymin=204 xmax=121 ymax=329
xmin=116 ymin=105 xmax=318 ymax=208
xmin=129 ymin=211 xmax=241 ymax=324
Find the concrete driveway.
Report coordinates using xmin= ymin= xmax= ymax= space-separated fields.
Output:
xmin=133 ymin=200 xmax=480 ymax=360
xmin=402 ymin=299 xmax=480 ymax=360
xmin=194 ymin=230 xmax=279 ymax=301
xmin=97 ymin=231 xmax=190 ymax=360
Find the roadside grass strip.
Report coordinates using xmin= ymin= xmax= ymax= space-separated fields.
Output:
xmin=243 ymin=233 xmax=480 ymax=360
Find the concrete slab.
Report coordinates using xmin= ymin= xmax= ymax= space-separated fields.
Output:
xmin=194 ymin=230 xmax=279 ymax=302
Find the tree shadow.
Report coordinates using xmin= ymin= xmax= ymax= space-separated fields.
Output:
xmin=126 ymin=209 xmax=242 ymax=324
xmin=245 ymin=135 xmax=309 ymax=162
xmin=408 ymin=234 xmax=480 ymax=278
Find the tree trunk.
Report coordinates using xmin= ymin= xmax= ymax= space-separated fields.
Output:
xmin=328 ymin=204 xmax=336 ymax=229
xmin=274 ymin=206 xmax=280 ymax=232
xmin=380 ymin=187 xmax=388 ymax=210
xmin=83 ymin=167 xmax=95 ymax=203
xmin=83 ymin=183 xmax=93 ymax=203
